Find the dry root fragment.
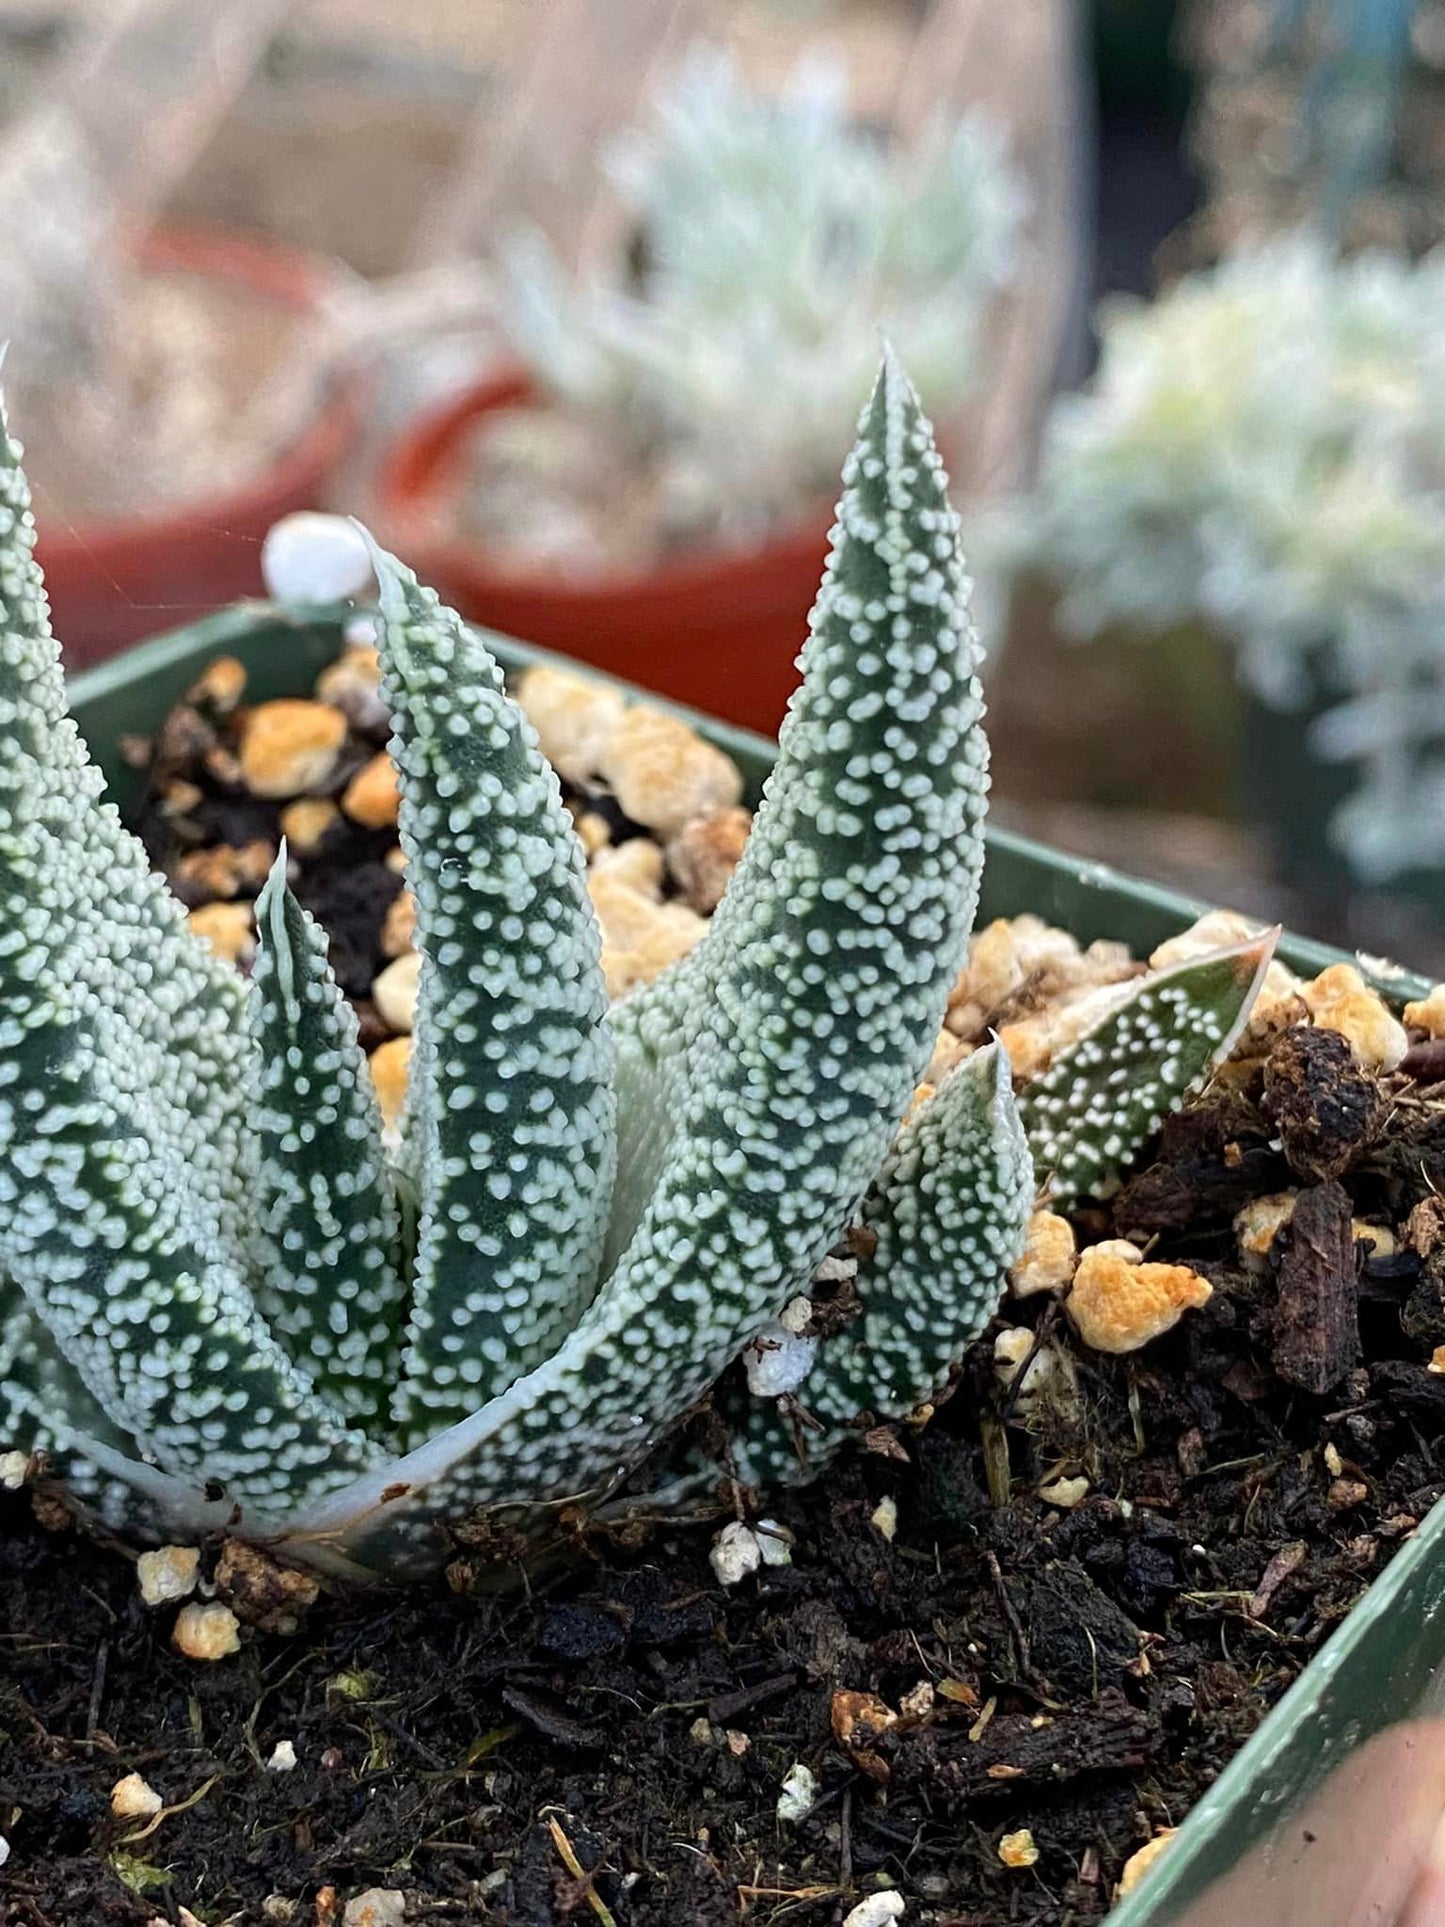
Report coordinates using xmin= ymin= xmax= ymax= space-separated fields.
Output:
xmin=599 ymin=706 xmax=744 ymax=838
xmin=666 ymin=805 xmax=753 ymax=914
xmin=341 ymin=752 xmax=401 ymax=830
xmin=240 ymin=699 xmax=347 ymax=799
xmin=215 ymin=1538 xmax=319 ymax=1634
xmin=514 ymin=664 xmax=626 ymax=785
xmin=368 ymin=1036 xmax=411 ymax=1132
xmin=1066 ymin=1241 xmax=1212 ymax=1353
xmin=372 ymin=951 xmax=420 ymax=1034
xmin=1301 ymin=963 xmax=1408 ymax=1071
xmin=186 ymin=901 xmax=255 ymax=967
xmin=1009 ymin=1210 xmax=1077 ymax=1298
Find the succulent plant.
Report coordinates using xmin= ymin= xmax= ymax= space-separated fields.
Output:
xmin=1007 ymin=231 xmax=1445 ymax=881
xmin=499 ymin=43 xmax=1025 ymax=540
xmin=0 ymin=357 xmax=1270 ymax=1580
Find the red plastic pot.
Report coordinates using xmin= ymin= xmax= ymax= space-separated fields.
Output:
xmin=377 ymin=370 xmax=832 ymax=734
xmin=35 ymin=225 xmax=359 ymax=669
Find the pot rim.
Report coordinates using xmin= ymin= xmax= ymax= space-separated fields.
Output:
xmin=376 ymin=364 xmax=835 ymax=606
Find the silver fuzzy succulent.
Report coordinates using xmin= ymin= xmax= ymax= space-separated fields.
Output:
xmin=0 ymin=358 xmax=1268 ymax=1578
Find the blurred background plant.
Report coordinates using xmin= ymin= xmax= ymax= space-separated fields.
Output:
xmin=1001 ymin=234 xmax=1445 ymax=885
xmin=479 ymin=44 xmax=1026 ymax=568
xmin=1183 ymin=0 xmax=1445 ymax=257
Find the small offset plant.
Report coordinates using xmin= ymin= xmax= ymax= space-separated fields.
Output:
xmin=1008 ymin=231 xmax=1445 ymax=882
xmin=499 ymin=44 xmax=1025 ymax=542
xmin=0 ymin=356 xmax=1270 ymax=1580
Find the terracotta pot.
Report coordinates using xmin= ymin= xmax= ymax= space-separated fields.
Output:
xmin=35 ymin=224 xmax=359 ymax=668
xmin=377 ymin=370 xmax=832 ymax=735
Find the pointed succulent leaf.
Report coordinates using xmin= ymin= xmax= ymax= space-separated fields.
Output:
xmin=0 ymin=977 xmax=381 ymax=1517
xmin=1018 ymin=932 xmax=1279 ymax=1204
xmin=280 ymin=352 xmax=993 ymax=1572
xmin=0 ymin=401 xmax=256 ymax=1258
xmin=368 ymin=544 xmax=617 ymax=1432
xmin=0 ymin=404 xmax=381 ymax=1521
xmin=723 ymin=1041 xmax=1033 ymax=1488
xmin=0 ymin=1267 xmax=140 ymax=1464
xmin=248 ymin=851 xmax=406 ymax=1426
xmin=0 ymin=1269 xmax=201 ymax=1541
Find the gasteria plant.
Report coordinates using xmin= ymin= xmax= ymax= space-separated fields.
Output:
xmin=0 ymin=357 xmax=1271 ymax=1579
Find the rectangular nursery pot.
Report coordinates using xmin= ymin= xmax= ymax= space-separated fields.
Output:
xmin=69 ymin=602 xmax=1444 ymax=1926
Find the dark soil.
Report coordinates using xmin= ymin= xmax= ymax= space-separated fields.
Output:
xmin=9 ymin=656 xmax=1445 ymax=1924
xmin=7 ymin=1041 xmax=1445 ymax=1925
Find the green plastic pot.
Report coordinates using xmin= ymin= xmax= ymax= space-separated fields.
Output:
xmin=67 ymin=602 xmax=1444 ymax=1924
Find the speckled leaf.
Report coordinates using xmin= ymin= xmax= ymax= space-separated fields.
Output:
xmin=1018 ymin=932 xmax=1278 ymax=1205
xmin=0 ymin=401 xmax=380 ymax=1521
xmin=0 ymin=400 xmax=256 ymax=1259
xmin=282 ymin=351 xmax=993 ymax=1571
xmin=0 ymin=948 xmax=382 ymax=1517
xmin=249 ymin=853 xmax=406 ymax=1427
xmin=368 ymin=546 xmax=617 ymax=1433
xmin=722 ymin=1042 xmax=1033 ymax=1488
xmin=0 ymin=1267 xmax=138 ymax=1463
xmin=0 ymin=1269 xmax=199 ymax=1540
